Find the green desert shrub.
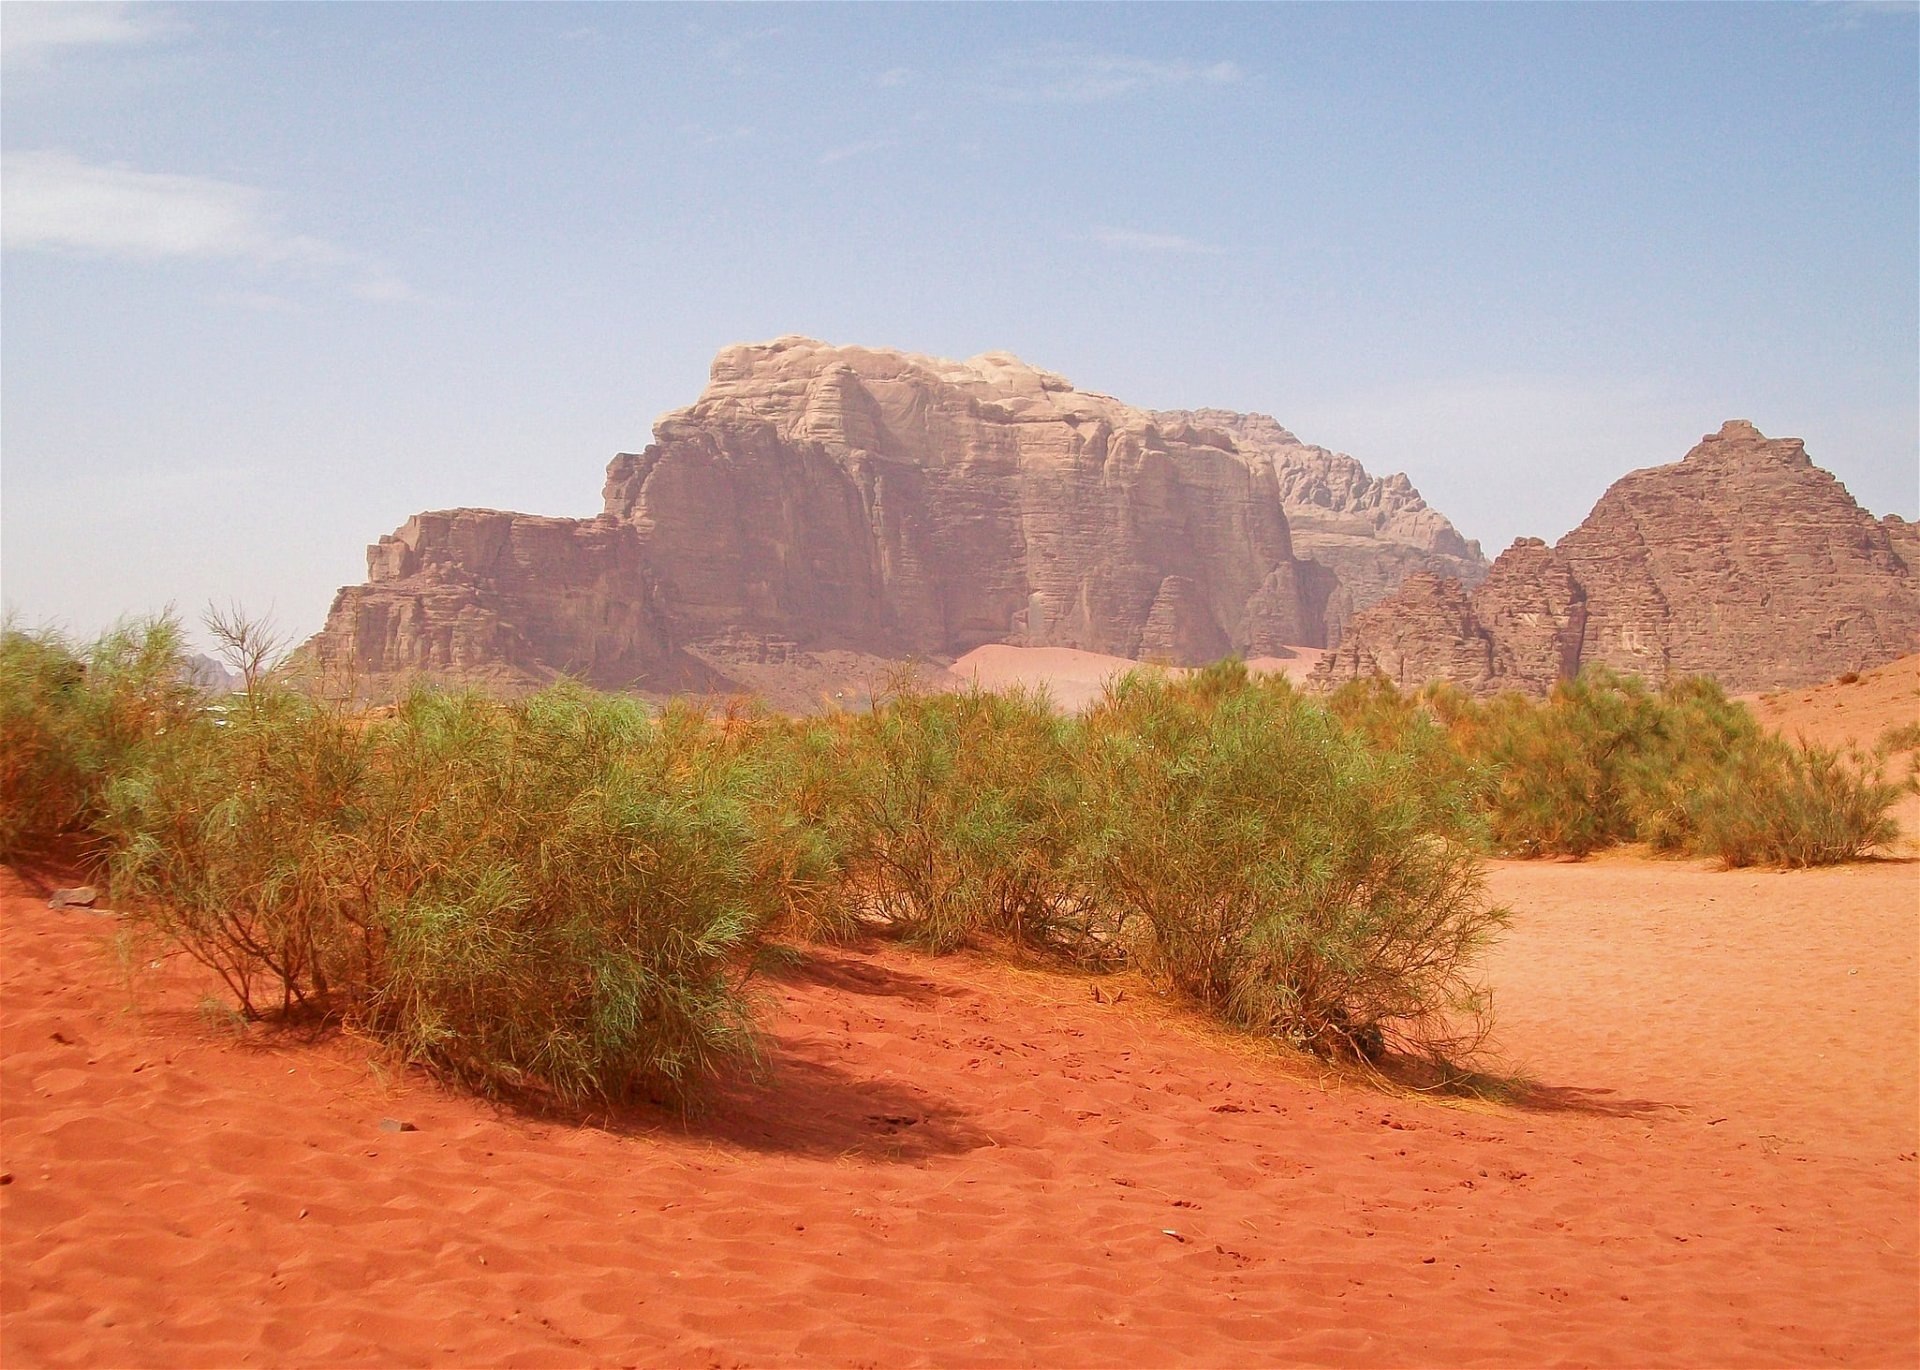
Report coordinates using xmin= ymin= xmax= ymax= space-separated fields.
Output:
xmin=1876 ymin=719 xmax=1920 ymax=759
xmin=107 ymin=679 xmax=782 ymax=1105
xmin=1684 ymin=736 xmax=1900 ymax=869
xmin=1457 ymin=667 xmax=1896 ymax=865
xmin=367 ymin=686 xmax=776 ymax=1103
xmin=103 ymin=675 xmax=369 ymax=1018
xmin=0 ymin=615 xmax=201 ymax=861
xmin=0 ymin=624 xmax=93 ymax=858
xmin=822 ymin=680 xmax=1103 ymax=955
xmin=1082 ymin=662 xmax=1506 ymax=1063
xmin=1326 ymin=676 xmax=1489 ymax=818
xmin=1473 ymin=669 xmax=1668 ymax=857
xmin=1618 ymin=675 xmax=1767 ymax=853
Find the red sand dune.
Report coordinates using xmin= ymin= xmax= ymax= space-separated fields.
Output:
xmin=4 ymin=851 xmax=1915 ymax=1368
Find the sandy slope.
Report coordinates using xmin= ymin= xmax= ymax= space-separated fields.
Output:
xmin=1745 ymin=652 xmax=1919 ymax=754
xmin=946 ymin=644 xmax=1325 ymax=712
xmin=4 ymin=850 xmax=1915 ymax=1369
xmin=1746 ymin=652 xmax=1920 ymax=853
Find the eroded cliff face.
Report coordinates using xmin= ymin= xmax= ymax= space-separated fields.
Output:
xmin=1154 ymin=409 xmax=1488 ymax=643
xmin=1312 ymin=421 xmax=1920 ymax=696
xmin=315 ymin=510 xmax=716 ymax=692
xmin=313 ymin=339 xmax=1369 ymax=693
xmin=601 ymin=339 xmax=1326 ymax=664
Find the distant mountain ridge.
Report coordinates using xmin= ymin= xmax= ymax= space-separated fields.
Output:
xmin=310 ymin=338 xmax=1477 ymax=699
xmin=1312 ymin=420 xmax=1920 ymax=695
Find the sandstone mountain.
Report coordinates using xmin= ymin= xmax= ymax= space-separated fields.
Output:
xmin=1312 ymin=421 xmax=1920 ymax=696
xmin=318 ymin=339 xmax=1457 ymax=698
xmin=1152 ymin=409 xmax=1486 ymax=641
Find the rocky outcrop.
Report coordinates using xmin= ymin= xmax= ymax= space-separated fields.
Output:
xmin=315 ymin=509 xmax=717 ymax=692
xmin=1476 ymin=539 xmax=1588 ymax=692
xmin=1879 ymin=514 xmax=1920 ymax=577
xmin=1310 ymin=573 xmax=1493 ymax=691
xmin=1313 ymin=421 xmax=1920 ymax=696
xmin=1155 ymin=409 xmax=1487 ymax=641
xmin=313 ymin=339 xmax=1356 ymax=693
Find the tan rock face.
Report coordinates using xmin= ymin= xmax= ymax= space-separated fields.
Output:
xmin=1156 ymin=409 xmax=1488 ymax=641
xmin=1312 ymin=421 xmax=1920 ymax=696
xmin=313 ymin=339 xmax=1363 ymax=692
xmin=1477 ymin=538 xmax=1588 ymax=693
xmin=315 ymin=509 xmax=715 ymax=692
xmin=1878 ymin=514 xmax=1919 ymax=578
xmin=1311 ymin=573 xmax=1493 ymax=691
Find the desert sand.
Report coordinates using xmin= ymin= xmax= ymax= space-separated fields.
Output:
xmin=946 ymin=644 xmax=1326 ymax=712
xmin=3 ymin=662 xmax=1915 ymax=1368
xmin=1746 ymin=652 xmax=1920 ymax=855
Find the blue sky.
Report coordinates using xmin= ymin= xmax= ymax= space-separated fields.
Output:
xmin=4 ymin=1 xmax=1916 ymax=649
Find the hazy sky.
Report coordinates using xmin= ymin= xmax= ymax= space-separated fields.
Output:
xmin=4 ymin=1 xmax=1916 ymax=649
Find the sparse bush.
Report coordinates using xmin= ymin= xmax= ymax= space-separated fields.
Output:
xmin=823 ymin=680 xmax=1102 ymax=955
xmin=102 ymin=674 xmax=371 ymax=1018
xmin=1473 ymin=669 xmax=1670 ymax=857
xmin=1326 ymin=676 xmax=1490 ymax=820
xmin=1876 ymin=720 xmax=1920 ymax=758
xmin=1082 ymin=662 xmax=1506 ymax=1064
xmin=1685 ymin=737 xmax=1900 ymax=868
xmin=0 ymin=615 xmax=200 ymax=861
xmin=107 ymin=676 xmax=782 ymax=1105
xmin=1465 ymin=669 xmax=1774 ymax=859
xmin=368 ymin=687 xmax=775 ymax=1103
xmin=1620 ymin=675 xmax=1767 ymax=853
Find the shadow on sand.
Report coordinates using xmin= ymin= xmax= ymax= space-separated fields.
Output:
xmin=1370 ymin=1052 xmax=1682 ymax=1121
xmin=757 ymin=943 xmax=972 ymax=1006
xmin=674 ymin=1042 xmax=994 ymax=1161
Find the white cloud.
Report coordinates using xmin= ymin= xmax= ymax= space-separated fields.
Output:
xmin=2 ymin=150 xmax=344 ymax=265
xmin=680 ymin=122 xmax=755 ymax=148
xmin=995 ymin=52 xmax=1243 ymax=103
xmin=708 ymin=25 xmax=784 ymax=75
xmin=0 ymin=1 xmax=183 ymax=67
xmin=1090 ymin=225 xmax=1225 ymax=255
xmin=1818 ymin=0 xmax=1918 ymax=27
xmin=877 ymin=66 xmax=912 ymax=88
xmin=819 ymin=137 xmax=900 ymax=166
xmin=2 ymin=150 xmax=424 ymax=304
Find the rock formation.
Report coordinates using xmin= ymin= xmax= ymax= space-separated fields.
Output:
xmin=315 ymin=510 xmax=716 ymax=692
xmin=318 ymin=338 xmax=1455 ymax=695
xmin=1879 ymin=514 xmax=1920 ymax=578
xmin=1312 ymin=421 xmax=1920 ymax=696
xmin=1153 ymin=410 xmax=1486 ymax=642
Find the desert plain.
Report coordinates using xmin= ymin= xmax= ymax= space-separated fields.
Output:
xmin=1 ymin=654 xmax=1915 ymax=1370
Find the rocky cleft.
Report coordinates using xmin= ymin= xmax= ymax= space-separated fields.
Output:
xmin=1153 ymin=409 xmax=1487 ymax=643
